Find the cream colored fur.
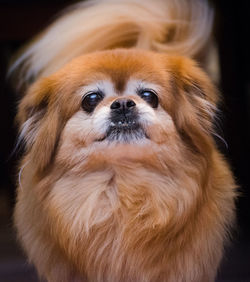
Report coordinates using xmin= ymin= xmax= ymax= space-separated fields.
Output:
xmin=10 ymin=0 xmax=214 ymax=84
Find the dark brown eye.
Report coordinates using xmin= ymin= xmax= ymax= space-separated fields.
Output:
xmin=81 ymin=92 xmax=104 ymax=113
xmin=138 ymin=89 xmax=158 ymax=108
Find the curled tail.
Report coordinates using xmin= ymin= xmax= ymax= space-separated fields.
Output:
xmin=10 ymin=0 xmax=214 ymax=86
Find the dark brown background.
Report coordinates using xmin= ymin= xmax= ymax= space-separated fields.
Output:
xmin=0 ymin=0 xmax=249 ymax=281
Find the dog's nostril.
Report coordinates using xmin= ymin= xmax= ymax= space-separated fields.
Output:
xmin=110 ymin=100 xmax=121 ymax=110
xmin=126 ymin=100 xmax=136 ymax=108
xmin=110 ymin=99 xmax=136 ymax=110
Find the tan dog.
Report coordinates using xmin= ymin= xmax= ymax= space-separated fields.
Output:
xmin=13 ymin=1 xmax=236 ymax=281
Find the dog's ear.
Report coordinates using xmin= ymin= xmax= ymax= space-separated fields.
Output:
xmin=165 ymin=55 xmax=219 ymax=154
xmin=17 ymin=78 xmax=63 ymax=173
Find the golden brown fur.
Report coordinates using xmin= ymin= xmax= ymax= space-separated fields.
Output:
xmin=13 ymin=1 xmax=236 ymax=282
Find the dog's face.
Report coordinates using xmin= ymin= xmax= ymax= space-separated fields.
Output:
xmin=18 ymin=49 xmax=217 ymax=173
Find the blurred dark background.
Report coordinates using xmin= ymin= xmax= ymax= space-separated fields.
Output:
xmin=0 ymin=0 xmax=249 ymax=281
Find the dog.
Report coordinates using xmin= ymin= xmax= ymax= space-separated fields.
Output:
xmin=12 ymin=0 xmax=236 ymax=281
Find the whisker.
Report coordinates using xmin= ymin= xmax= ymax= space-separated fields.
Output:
xmin=211 ymin=131 xmax=228 ymax=149
xmin=18 ymin=161 xmax=30 ymax=190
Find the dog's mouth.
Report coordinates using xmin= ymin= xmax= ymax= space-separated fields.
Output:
xmin=96 ymin=120 xmax=148 ymax=143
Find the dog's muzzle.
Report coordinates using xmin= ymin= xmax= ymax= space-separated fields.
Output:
xmin=105 ymin=98 xmax=146 ymax=142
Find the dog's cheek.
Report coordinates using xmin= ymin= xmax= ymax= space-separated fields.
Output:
xmin=138 ymin=104 xmax=177 ymax=144
xmin=55 ymin=112 xmax=93 ymax=166
xmin=92 ymin=106 xmax=111 ymax=137
xmin=55 ymin=109 xmax=110 ymax=169
xmin=61 ymin=109 xmax=109 ymax=145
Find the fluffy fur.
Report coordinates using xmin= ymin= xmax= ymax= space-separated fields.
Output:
xmin=13 ymin=1 xmax=236 ymax=282
xmin=10 ymin=0 xmax=215 ymax=85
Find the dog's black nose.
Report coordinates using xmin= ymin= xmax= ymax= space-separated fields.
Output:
xmin=110 ymin=99 xmax=136 ymax=110
xmin=109 ymin=98 xmax=138 ymax=128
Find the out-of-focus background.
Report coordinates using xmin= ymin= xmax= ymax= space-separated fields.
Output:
xmin=0 ymin=0 xmax=249 ymax=281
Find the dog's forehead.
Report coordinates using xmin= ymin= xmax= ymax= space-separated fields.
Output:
xmin=77 ymin=50 xmax=168 ymax=92
xmin=96 ymin=67 xmax=129 ymax=93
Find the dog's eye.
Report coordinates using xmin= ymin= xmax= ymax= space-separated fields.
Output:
xmin=138 ymin=89 xmax=158 ymax=108
xmin=81 ymin=92 xmax=104 ymax=113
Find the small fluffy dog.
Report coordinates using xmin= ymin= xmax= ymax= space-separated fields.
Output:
xmin=12 ymin=0 xmax=236 ymax=281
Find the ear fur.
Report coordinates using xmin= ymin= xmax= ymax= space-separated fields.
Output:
xmin=17 ymin=78 xmax=63 ymax=173
xmin=166 ymin=55 xmax=219 ymax=155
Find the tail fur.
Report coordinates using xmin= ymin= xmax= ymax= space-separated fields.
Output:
xmin=10 ymin=0 xmax=214 ymax=86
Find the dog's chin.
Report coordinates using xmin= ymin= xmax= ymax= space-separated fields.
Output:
xmin=95 ymin=122 xmax=149 ymax=143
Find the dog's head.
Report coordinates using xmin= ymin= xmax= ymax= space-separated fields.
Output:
xmin=16 ymin=49 xmax=223 ymax=275
xmin=18 ymin=49 xmax=217 ymax=175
